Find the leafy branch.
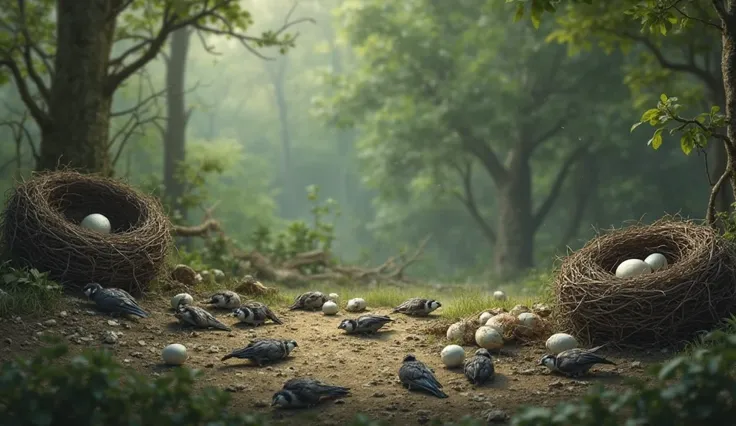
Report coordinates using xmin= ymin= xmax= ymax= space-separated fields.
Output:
xmin=631 ymin=93 xmax=730 ymax=225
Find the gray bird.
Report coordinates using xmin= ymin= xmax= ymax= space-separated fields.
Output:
xmin=206 ymin=290 xmax=241 ymax=309
xmin=338 ymin=315 xmax=393 ymax=335
xmin=539 ymin=345 xmax=616 ymax=377
xmin=289 ymin=291 xmax=328 ymax=311
xmin=392 ymin=298 xmax=441 ymax=316
xmin=232 ymin=301 xmax=282 ymax=326
xmin=399 ymin=354 xmax=448 ymax=398
xmin=463 ymin=348 xmax=495 ymax=385
xmin=174 ymin=303 xmax=231 ymax=331
xmin=83 ymin=283 xmax=148 ymax=318
xmin=221 ymin=338 xmax=297 ymax=366
xmin=271 ymin=377 xmax=350 ymax=408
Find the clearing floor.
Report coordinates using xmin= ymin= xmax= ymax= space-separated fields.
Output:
xmin=0 ymin=293 xmax=669 ymax=425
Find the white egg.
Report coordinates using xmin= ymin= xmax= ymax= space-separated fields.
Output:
xmin=475 ymin=326 xmax=503 ymax=350
xmin=644 ymin=253 xmax=668 ymax=272
xmin=440 ymin=344 xmax=466 ymax=368
xmin=545 ymin=333 xmax=579 ymax=355
xmin=479 ymin=311 xmax=493 ymax=325
xmin=80 ymin=213 xmax=111 ymax=234
xmin=493 ymin=290 xmax=507 ymax=301
xmin=162 ymin=343 xmax=188 ymax=365
xmin=615 ymin=259 xmax=652 ymax=278
xmin=328 ymin=293 xmax=340 ymax=301
xmin=446 ymin=321 xmax=465 ymax=341
xmin=322 ymin=300 xmax=339 ymax=315
xmin=516 ymin=312 xmax=542 ymax=337
xmin=346 ymin=298 xmax=366 ymax=312
xmin=170 ymin=293 xmax=193 ymax=310
xmin=212 ymin=269 xmax=225 ymax=282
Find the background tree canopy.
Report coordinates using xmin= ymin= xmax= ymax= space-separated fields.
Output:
xmin=0 ymin=0 xmax=719 ymax=280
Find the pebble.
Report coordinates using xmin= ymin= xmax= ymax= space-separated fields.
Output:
xmin=102 ymin=331 xmax=119 ymax=344
xmin=43 ymin=319 xmax=57 ymax=327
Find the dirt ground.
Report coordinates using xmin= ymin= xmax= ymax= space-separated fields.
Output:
xmin=0 ymin=294 xmax=668 ymax=425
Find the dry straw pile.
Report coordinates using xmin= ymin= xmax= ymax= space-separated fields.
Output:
xmin=555 ymin=218 xmax=736 ymax=347
xmin=1 ymin=171 xmax=171 ymax=294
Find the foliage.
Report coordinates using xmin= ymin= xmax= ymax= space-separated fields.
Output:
xmin=0 ymin=261 xmax=62 ymax=317
xmin=0 ymin=339 xmax=267 ymax=426
xmin=250 ymin=185 xmax=340 ymax=273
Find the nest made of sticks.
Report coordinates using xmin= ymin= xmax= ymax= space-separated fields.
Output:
xmin=555 ymin=218 xmax=736 ymax=347
xmin=1 ymin=171 xmax=172 ymax=295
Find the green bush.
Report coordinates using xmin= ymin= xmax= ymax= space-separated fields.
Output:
xmin=0 ymin=262 xmax=62 ymax=317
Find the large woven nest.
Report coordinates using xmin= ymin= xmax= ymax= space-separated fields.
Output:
xmin=1 ymin=171 xmax=171 ymax=294
xmin=555 ymin=218 xmax=736 ymax=347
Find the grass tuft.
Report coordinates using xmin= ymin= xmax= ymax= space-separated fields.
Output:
xmin=0 ymin=263 xmax=63 ymax=318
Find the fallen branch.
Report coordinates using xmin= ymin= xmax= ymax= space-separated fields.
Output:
xmin=170 ymin=202 xmax=221 ymax=237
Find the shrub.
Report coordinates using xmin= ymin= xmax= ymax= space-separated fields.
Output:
xmin=0 ymin=340 xmax=266 ymax=426
xmin=0 ymin=262 xmax=62 ymax=317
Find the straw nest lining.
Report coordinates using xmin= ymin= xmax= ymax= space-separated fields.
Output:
xmin=1 ymin=171 xmax=172 ymax=295
xmin=555 ymin=218 xmax=736 ymax=347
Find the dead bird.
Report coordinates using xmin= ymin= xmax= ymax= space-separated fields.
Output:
xmin=271 ymin=377 xmax=350 ymax=408
xmin=289 ymin=291 xmax=328 ymax=311
xmin=221 ymin=338 xmax=297 ymax=366
xmin=464 ymin=348 xmax=495 ymax=385
xmin=539 ymin=345 xmax=616 ymax=377
xmin=83 ymin=283 xmax=148 ymax=318
xmin=338 ymin=315 xmax=393 ymax=335
xmin=205 ymin=290 xmax=241 ymax=309
xmin=392 ymin=298 xmax=441 ymax=316
xmin=175 ymin=302 xmax=231 ymax=331
xmin=399 ymin=354 xmax=448 ymax=398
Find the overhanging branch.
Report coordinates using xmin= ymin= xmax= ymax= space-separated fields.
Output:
xmin=450 ymin=159 xmax=496 ymax=244
xmin=454 ymin=126 xmax=509 ymax=185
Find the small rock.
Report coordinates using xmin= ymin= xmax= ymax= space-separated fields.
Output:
xmin=137 ymin=340 xmax=146 ymax=346
xmin=171 ymin=264 xmax=197 ymax=286
xmin=4 ymin=338 xmax=11 ymax=345
xmin=224 ymin=384 xmax=247 ymax=392
xmin=107 ymin=320 xmax=120 ymax=326
xmin=372 ymin=392 xmax=386 ymax=398
xmin=483 ymin=409 xmax=509 ymax=423
xmin=206 ymin=345 xmax=220 ymax=354
xmin=253 ymin=401 xmax=268 ymax=408
xmin=59 ymin=311 xmax=68 ymax=318
xmin=630 ymin=361 xmax=643 ymax=369
xmin=102 ymin=331 xmax=119 ymax=344
xmin=43 ymin=319 xmax=57 ymax=327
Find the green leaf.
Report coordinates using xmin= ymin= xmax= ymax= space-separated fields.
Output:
xmin=640 ymin=108 xmax=660 ymax=122
xmin=711 ymin=105 xmax=721 ymax=115
xmin=660 ymin=93 xmax=669 ymax=102
xmin=648 ymin=128 xmax=664 ymax=150
xmin=513 ymin=4 xmax=525 ymax=22
xmin=681 ymin=134 xmax=695 ymax=155
xmin=630 ymin=121 xmax=644 ymax=133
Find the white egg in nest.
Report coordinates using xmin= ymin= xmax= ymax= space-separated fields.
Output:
xmin=170 ymin=293 xmax=193 ymax=310
xmin=162 ymin=343 xmax=188 ymax=365
xmin=545 ymin=333 xmax=579 ymax=355
xmin=479 ymin=311 xmax=493 ymax=325
xmin=322 ymin=300 xmax=339 ymax=315
xmin=440 ymin=344 xmax=466 ymax=368
xmin=346 ymin=298 xmax=366 ymax=312
xmin=80 ymin=213 xmax=111 ymax=234
xmin=615 ymin=259 xmax=652 ymax=278
xmin=475 ymin=326 xmax=503 ymax=350
xmin=493 ymin=290 xmax=507 ymax=301
xmin=644 ymin=253 xmax=668 ymax=272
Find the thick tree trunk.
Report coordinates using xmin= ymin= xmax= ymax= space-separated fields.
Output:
xmin=266 ymin=59 xmax=294 ymax=214
xmin=493 ymin=149 xmax=534 ymax=279
xmin=163 ymin=28 xmax=192 ymax=219
xmin=721 ymin=7 xmax=736 ymax=203
xmin=39 ymin=0 xmax=117 ymax=174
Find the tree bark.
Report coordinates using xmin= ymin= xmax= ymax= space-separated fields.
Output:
xmin=39 ymin=0 xmax=117 ymax=174
xmin=719 ymin=2 xmax=736 ymax=203
xmin=163 ymin=28 xmax=192 ymax=219
xmin=265 ymin=58 xmax=294 ymax=213
xmin=493 ymin=148 xmax=534 ymax=279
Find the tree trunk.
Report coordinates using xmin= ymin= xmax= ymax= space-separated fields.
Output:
xmin=721 ymin=7 xmax=736 ymax=203
xmin=493 ymin=148 xmax=534 ymax=279
xmin=265 ymin=58 xmax=293 ymax=214
xmin=39 ymin=0 xmax=116 ymax=174
xmin=163 ymin=28 xmax=192 ymax=220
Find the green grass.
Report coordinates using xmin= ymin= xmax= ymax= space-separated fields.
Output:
xmin=683 ymin=314 xmax=736 ymax=353
xmin=0 ymin=264 xmax=63 ymax=318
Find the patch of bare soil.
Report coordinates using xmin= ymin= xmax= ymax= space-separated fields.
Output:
xmin=0 ymin=295 xmax=667 ymax=425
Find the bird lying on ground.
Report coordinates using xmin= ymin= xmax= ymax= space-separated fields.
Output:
xmin=399 ymin=354 xmax=448 ymax=398
xmin=221 ymin=338 xmax=298 ymax=366
xmin=271 ymin=377 xmax=350 ymax=408
xmin=174 ymin=302 xmax=231 ymax=331
xmin=464 ymin=348 xmax=495 ymax=385
xmin=338 ymin=315 xmax=393 ymax=335
xmin=392 ymin=298 xmax=441 ymax=316
xmin=83 ymin=283 xmax=148 ymax=318
xmin=539 ymin=345 xmax=616 ymax=377
xmin=232 ymin=301 xmax=283 ymax=326
xmin=205 ymin=290 xmax=241 ymax=309
xmin=289 ymin=291 xmax=328 ymax=311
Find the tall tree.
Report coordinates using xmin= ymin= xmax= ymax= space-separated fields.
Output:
xmin=0 ymin=0 xmax=303 ymax=175
xmin=316 ymin=0 xmax=624 ymax=278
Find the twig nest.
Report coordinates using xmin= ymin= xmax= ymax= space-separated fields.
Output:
xmin=615 ymin=259 xmax=652 ymax=278
xmin=212 ymin=269 xmax=226 ymax=282
xmin=328 ymin=293 xmax=340 ymax=302
xmin=171 ymin=265 xmax=197 ymax=286
xmin=509 ymin=305 xmax=530 ymax=316
xmin=440 ymin=344 xmax=466 ymax=368
xmin=346 ymin=298 xmax=366 ymax=312
xmin=493 ymin=290 xmax=507 ymax=301
xmin=532 ymin=303 xmax=552 ymax=318
xmin=644 ymin=253 xmax=668 ymax=272
xmin=485 ymin=313 xmax=519 ymax=341
xmin=516 ymin=312 xmax=542 ymax=337
xmin=80 ymin=213 xmax=111 ymax=234
xmin=545 ymin=333 xmax=579 ymax=355
xmin=487 ymin=307 xmax=507 ymax=316
xmin=475 ymin=326 xmax=503 ymax=350
xmin=162 ymin=344 xmax=188 ymax=365
xmin=322 ymin=300 xmax=339 ymax=315
xmin=479 ymin=311 xmax=494 ymax=324
xmin=170 ymin=293 xmax=193 ymax=310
